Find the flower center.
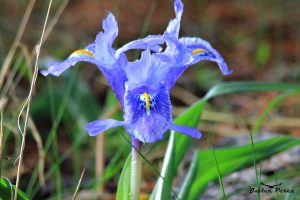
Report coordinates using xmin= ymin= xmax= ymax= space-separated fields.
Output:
xmin=140 ymin=92 xmax=151 ymax=116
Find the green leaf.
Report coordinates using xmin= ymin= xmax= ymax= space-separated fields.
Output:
xmin=0 ymin=178 xmax=29 ymax=200
xmin=185 ymin=136 xmax=300 ymax=200
xmin=178 ymin=153 xmax=199 ymax=199
xmin=252 ymin=91 xmax=300 ymax=135
xmin=116 ymin=155 xmax=131 ymax=200
xmin=150 ymin=132 xmax=176 ymax=200
xmin=205 ymin=82 xmax=300 ymax=99
xmin=151 ymin=81 xmax=300 ymax=198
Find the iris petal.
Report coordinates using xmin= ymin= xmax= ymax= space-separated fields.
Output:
xmin=124 ymin=86 xmax=172 ymax=143
xmin=115 ymin=35 xmax=165 ymax=59
xmin=85 ymin=119 xmax=124 ymax=136
xmin=166 ymin=0 xmax=183 ymax=37
xmin=95 ymin=12 xmax=118 ymax=66
xmin=169 ymin=123 xmax=202 ymax=139
xmin=124 ymin=49 xmax=151 ymax=89
xmin=179 ymin=37 xmax=233 ymax=75
xmin=40 ymin=44 xmax=96 ymax=77
xmin=93 ymin=13 xmax=128 ymax=106
xmin=154 ymin=36 xmax=233 ymax=90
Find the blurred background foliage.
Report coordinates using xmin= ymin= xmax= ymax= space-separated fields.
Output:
xmin=0 ymin=0 xmax=300 ymax=199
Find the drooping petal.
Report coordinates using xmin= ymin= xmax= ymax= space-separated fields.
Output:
xmin=179 ymin=37 xmax=233 ymax=75
xmin=123 ymin=86 xmax=172 ymax=143
xmin=40 ymin=44 xmax=96 ymax=76
xmin=85 ymin=119 xmax=125 ymax=136
xmin=156 ymin=36 xmax=233 ymax=90
xmin=115 ymin=35 xmax=165 ymax=59
xmin=169 ymin=123 xmax=202 ymax=139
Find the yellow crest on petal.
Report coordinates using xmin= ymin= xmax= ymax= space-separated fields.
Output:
xmin=192 ymin=48 xmax=206 ymax=55
xmin=143 ymin=92 xmax=151 ymax=116
xmin=70 ymin=49 xmax=94 ymax=57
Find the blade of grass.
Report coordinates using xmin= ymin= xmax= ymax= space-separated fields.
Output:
xmin=249 ymin=132 xmax=260 ymax=200
xmin=178 ymin=153 xmax=198 ymax=199
xmin=151 ymin=131 xmax=180 ymax=200
xmin=252 ymin=91 xmax=299 ymax=135
xmin=205 ymin=82 xmax=300 ymax=99
xmin=53 ymin=136 xmax=62 ymax=200
xmin=0 ymin=178 xmax=29 ymax=200
xmin=209 ymin=135 xmax=227 ymax=200
xmin=186 ymin=136 xmax=300 ymax=199
xmin=116 ymin=155 xmax=131 ymax=200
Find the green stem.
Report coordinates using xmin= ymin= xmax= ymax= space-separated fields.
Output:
xmin=130 ymin=137 xmax=142 ymax=200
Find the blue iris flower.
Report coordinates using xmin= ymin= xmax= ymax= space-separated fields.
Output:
xmin=41 ymin=0 xmax=233 ymax=143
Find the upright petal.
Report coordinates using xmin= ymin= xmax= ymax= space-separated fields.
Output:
xmin=166 ymin=0 xmax=183 ymax=37
xmin=93 ymin=13 xmax=128 ymax=106
xmin=40 ymin=44 xmax=96 ymax=76
xmin=98 ymin=54 xmax=128 ymax=106
xmin=85 ymin=119 xmax=125 ymax=136
xmin=95 ymin=12 xmax=118 ymax=66
xmin=124 ymin=49 xmax=152 ymax=89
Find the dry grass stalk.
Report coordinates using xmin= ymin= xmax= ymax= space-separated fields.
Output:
xmin=14 ymin=0 xmax=54 ymax=198
xmin=96 ymin=104 xmax=121 ymax=190
xmin=0 ymin=0 xmax=36 ymax=88
xmin=72 ymin=168 xmax=86 ymax=200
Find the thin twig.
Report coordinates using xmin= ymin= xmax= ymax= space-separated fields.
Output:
xmin=0 ymin=0 xmax=36 ymax=88
xmin=14 ymin=0 xmax=53 ymax=198
xmin=72 ymin=168 xmax=86 ymax=200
